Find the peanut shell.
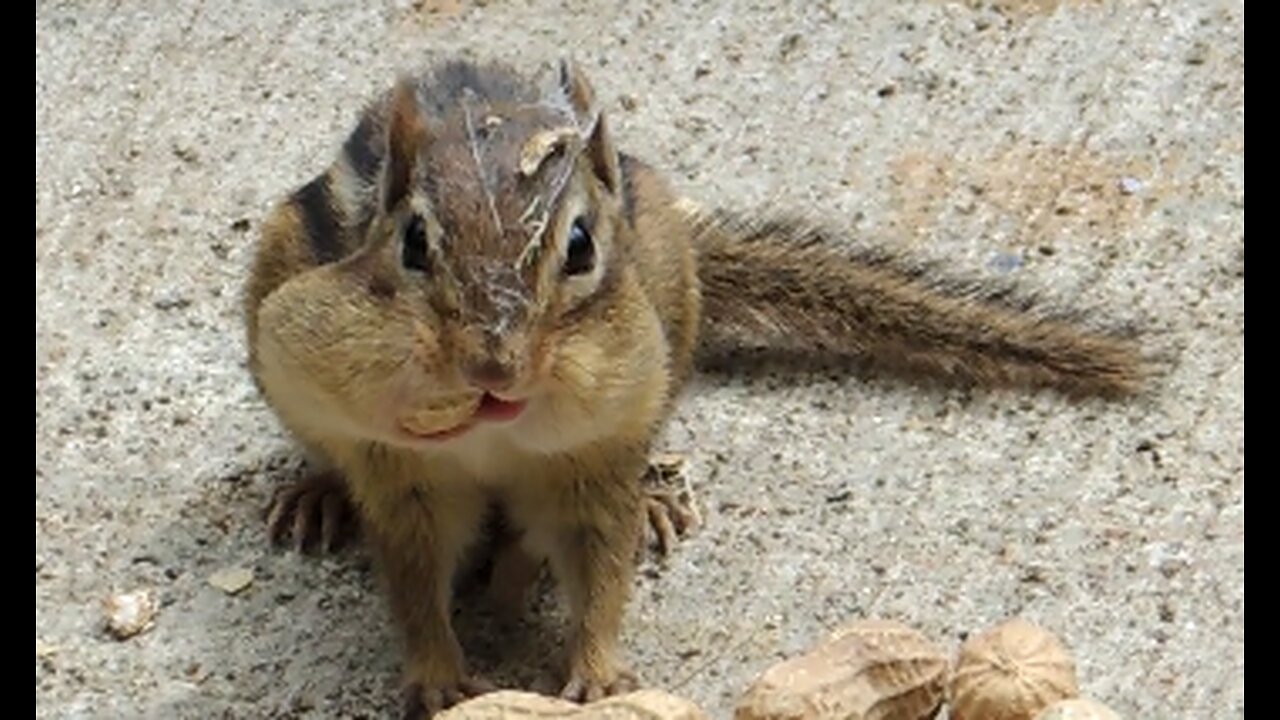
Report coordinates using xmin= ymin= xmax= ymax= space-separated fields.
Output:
xmin=437 ymin=690 xmax=708 ymax=720
xmin=950 ymin=618 xmax=1079 ymax=720
xmin=736 ymin=618 xmax=948 ymax=720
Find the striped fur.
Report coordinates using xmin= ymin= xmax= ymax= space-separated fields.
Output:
xmin=691 ymin=210 xmax=1143 ymax=398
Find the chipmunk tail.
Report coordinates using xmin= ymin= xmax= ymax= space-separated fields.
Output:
xmin=689 ymin=207 xmax=1146 ymax=399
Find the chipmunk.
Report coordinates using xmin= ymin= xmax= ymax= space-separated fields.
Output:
xmin=243 ymin=58 xmax=1142 ymax=715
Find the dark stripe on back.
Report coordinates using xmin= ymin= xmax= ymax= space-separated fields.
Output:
xmin=619 ymin=153 xmax=639 ymax=227
xmin=342 ymin=110 xmax=381 ymax=185
xmin=294 ymin=174 xmax=344 ymax=264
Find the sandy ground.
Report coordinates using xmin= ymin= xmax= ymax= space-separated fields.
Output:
xmin=35 ymin=1 xmax=1243 ymax=718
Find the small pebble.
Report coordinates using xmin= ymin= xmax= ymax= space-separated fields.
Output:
xmin=207 ymin=567 xmax=254 ymax=595
xmin=104 ymin=589 xmax=158 ymax=639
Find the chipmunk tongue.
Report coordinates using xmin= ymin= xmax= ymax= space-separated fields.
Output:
xmin=473 ymin=393 xmax=527 ymax=422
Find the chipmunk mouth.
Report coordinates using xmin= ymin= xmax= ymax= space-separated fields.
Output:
xmin=472 ymin=393 xmax=528 ymax=422
xmin=398 ymin=393 xmax=527 ymax=443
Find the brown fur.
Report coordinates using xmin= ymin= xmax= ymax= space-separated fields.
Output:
xmin=692 ymin=211 xmax=1143 ymax=398
xmin=243 ymin=59 xmax=1142 ymax=715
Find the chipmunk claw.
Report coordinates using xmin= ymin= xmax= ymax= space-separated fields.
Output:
xmin=265 ymin=471 xmax=356 ymax=554
xmin=559 ymin=668 xmax=637 ymax=703
xmin=642 ymin=490 xmax=699 ymax=557
xmin=639 ymin=454 xmax=700 ymax=558
xmin=402 ymin=676 xmax=495 ymax=719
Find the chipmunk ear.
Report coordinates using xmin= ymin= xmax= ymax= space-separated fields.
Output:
xmin=381 ymin=76 xmax=427 ymax=213
xmin=559 ymin=59 xmax=621 ymax=195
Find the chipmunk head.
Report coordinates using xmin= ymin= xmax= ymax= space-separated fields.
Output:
xmin=257 ymin=60 xmax=668 ymax=455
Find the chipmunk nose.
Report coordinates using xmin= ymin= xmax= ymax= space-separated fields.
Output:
xmin=465 ymin=358 xmax=515 ymax=393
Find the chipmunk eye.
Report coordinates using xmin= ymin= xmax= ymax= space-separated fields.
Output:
xmin=401 ymin=214 xmax=429 ymax=272
xmin=563 ymin=217 xmax=595 ymax=276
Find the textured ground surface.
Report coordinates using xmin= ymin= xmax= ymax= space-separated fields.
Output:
xmin=36 ymin=1 xmax=1243 ymax=718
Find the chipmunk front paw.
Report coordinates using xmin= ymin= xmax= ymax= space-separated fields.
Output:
xmin=639 ymin=454 xmax=700 ymax=558
xmin=642 ymin=490 xmax=699 ymax=557
xmin=401 ymin=675 xmax=495 ymax=719
xmin=264 ymin=470 xmax=357 ymax=553
xmin=559 ymin=664 xmax=637 ymax=703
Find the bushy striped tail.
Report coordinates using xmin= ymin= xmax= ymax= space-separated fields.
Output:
xmin=691 ymin=210 xmax=1144 ymax=399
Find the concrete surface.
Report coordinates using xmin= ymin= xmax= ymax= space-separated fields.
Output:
xmin=35 ymin=1 xmax=1243 ymax=717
